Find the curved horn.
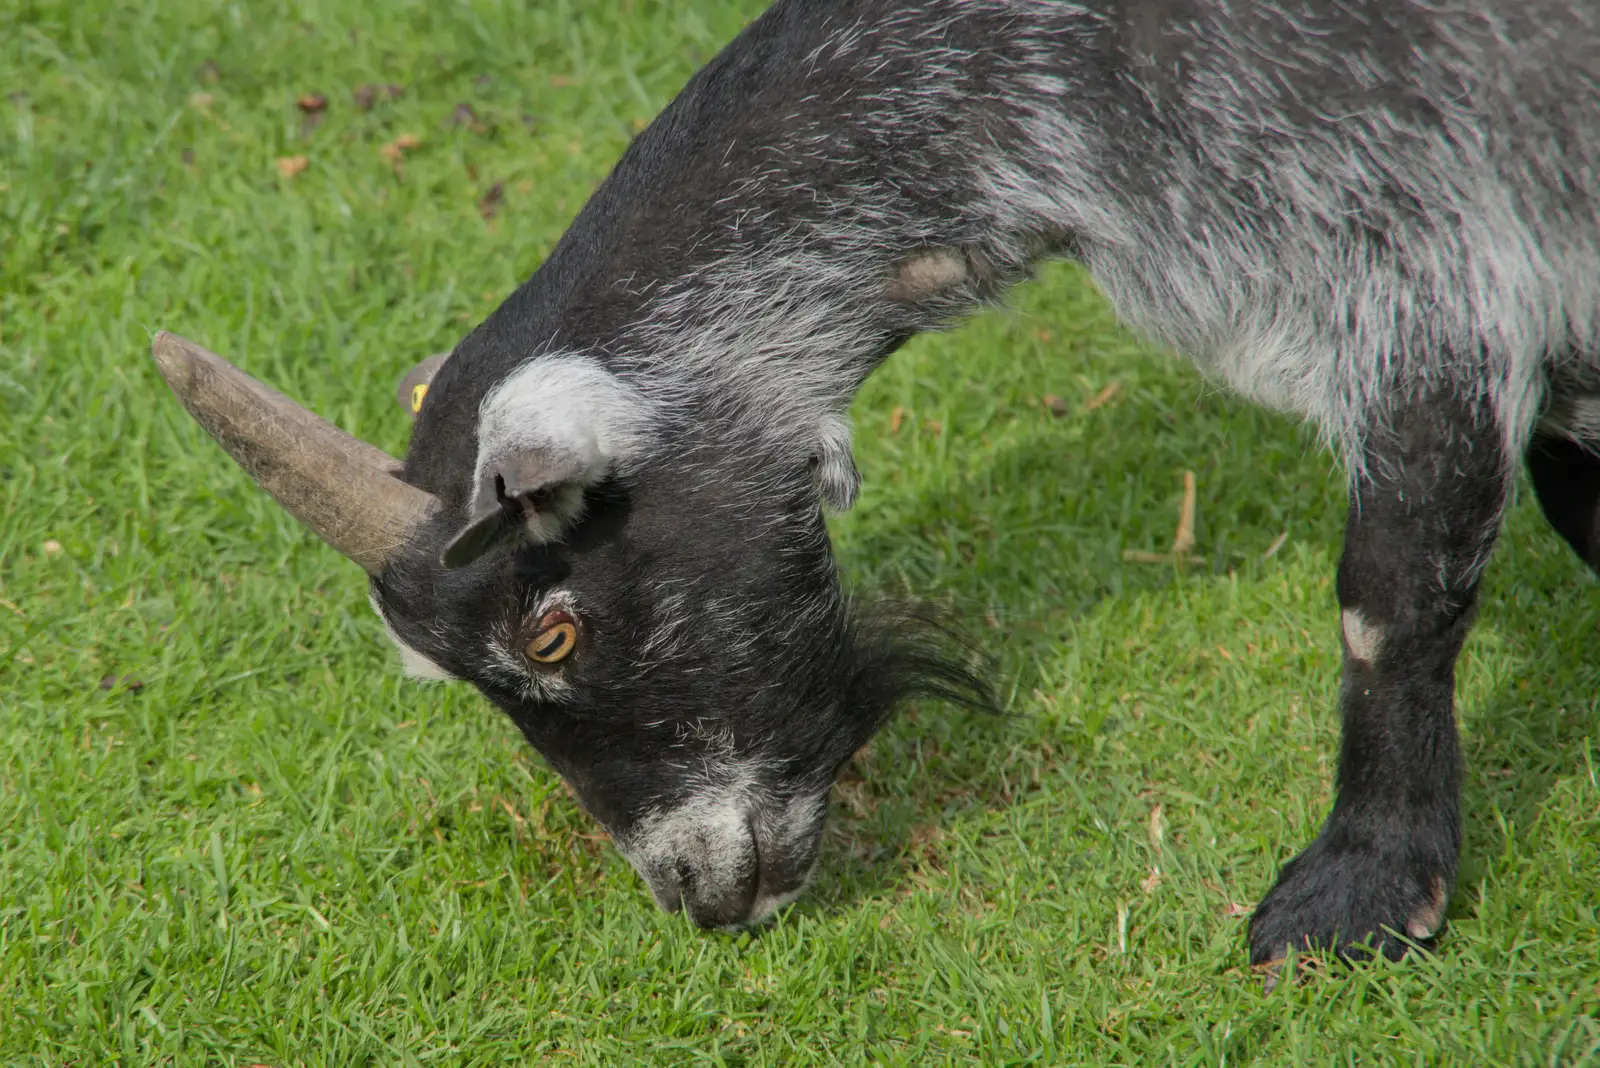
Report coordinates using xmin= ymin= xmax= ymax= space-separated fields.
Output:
xmin=151 ymin=331 xmax=437 ymax=574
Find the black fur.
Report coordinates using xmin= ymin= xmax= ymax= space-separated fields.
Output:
xmin=1528 ymin=432 xmax=1600 ymax=574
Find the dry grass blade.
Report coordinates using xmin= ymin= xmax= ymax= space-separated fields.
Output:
xmin=1171 ymin=470 xmax=1196 ymax=555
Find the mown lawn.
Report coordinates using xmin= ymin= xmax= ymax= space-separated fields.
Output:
xmin=3 ymin=1 xmax=1597 ymax=1063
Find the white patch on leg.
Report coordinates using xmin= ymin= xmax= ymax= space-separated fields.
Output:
xmin=369 ymin=593 xmax=455 ymax=681
xmin=1406 ymin=878 xmax=1449 ymax=940
xmin=1342 ymin=609 xmax=1383 ymax=665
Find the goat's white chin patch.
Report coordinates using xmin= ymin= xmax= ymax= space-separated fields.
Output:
xmin=369 ymin=594 xmax=455 ymax=681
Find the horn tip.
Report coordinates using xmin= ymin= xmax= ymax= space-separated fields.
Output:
xmin=151 ymin=330 xmax=191 ymax=378
xmin=151 ymin=331 xmax=223 ymax=396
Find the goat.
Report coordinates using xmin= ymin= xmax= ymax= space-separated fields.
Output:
xmin=153 ymin=0 xmax=1600 ymax=964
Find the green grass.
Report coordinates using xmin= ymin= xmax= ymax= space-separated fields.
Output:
xmin=3 ymin=1 xmax=1598 ymax=1063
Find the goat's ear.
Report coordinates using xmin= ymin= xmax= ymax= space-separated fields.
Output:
xmin=396 ymin=352 xmax=451 ymax=418
xmin=443 ymin=355 xmax=651 ymax=567
xmin=440 ymin=447 xmax=597 ymax=568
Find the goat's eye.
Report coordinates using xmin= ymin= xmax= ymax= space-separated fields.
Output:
xmin=526 ymin=611 xmax=578 ymax=665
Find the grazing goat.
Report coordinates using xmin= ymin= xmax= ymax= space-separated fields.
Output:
xmin=154 ymin=0 xmax=1600 ymax=964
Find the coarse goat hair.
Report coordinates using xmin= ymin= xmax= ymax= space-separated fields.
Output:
xmin=154 ymin=0 xmax=1600 ymax=965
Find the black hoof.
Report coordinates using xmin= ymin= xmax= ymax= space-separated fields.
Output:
xmin=1249 ymin=834 xmax=1452 ymax=965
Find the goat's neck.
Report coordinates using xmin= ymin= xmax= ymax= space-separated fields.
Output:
xmin=533 ymin=0 xmax=1102 ymax=443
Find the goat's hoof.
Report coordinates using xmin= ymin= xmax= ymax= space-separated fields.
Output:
xmin=1248 ymin=835 xmax=1452 ymax=967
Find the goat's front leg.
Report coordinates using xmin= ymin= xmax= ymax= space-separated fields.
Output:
xmin=1249 ymin=395 xmax=1509 ymax=964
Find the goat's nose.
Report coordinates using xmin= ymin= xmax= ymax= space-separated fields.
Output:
xmin=677 ymin=859 xmax=761 ymax=931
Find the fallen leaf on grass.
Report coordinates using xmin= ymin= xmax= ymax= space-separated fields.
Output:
xmin=478 ymin=181 xmax=505 ymax=219
xmin=276 ymin=155 xmax=308 ymax=179
xmin=380 ymin=133 xmax=421 ymax=172
xmin=1042 ymin=393 xmax=1069 ymax=417
xmin=888 ymin=405 xmax=906 ymax=433
xmin=353 ymin=83 xmax=403 ymax=110
xmin=295 ymin=93 xmax=328 ymax=137
xmin=98 ymin=675 xmax=144 ymax=692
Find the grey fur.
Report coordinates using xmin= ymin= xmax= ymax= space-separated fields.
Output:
xmin=484 ymin=0 xmax=1600 ymax=478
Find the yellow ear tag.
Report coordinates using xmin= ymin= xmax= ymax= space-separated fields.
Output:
xmin=410 ymin=383 xmax=429 ymax=413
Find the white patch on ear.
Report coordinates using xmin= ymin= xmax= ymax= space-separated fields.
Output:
xmin=474 ymin=355 xmax=655 ymax=542
xmin=812 ymin=411 xmax=860 ymax=512
xmin=369 ymin=593 xmax=455 ymax=681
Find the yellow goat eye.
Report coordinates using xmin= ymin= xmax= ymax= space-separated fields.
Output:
xmin=410 ymin=383 xmax=429 ymax=413
xmin=526 ymin=620 xmax=577 ymax=664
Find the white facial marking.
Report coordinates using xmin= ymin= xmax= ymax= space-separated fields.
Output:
xmin=1342 ymin=609 xmax=1382 ymax=665
xmin=885 ymin=247 xmax=967 ymax=301
xmin=1406 ymin=878 xmax=1449 ymax=940
xmin=369 ymin=593 xmax=455 ymax=681
xmin=622 ymin=773 xmax=757 ymax=918
xmin=474 ymin=354 xmax=655 ymax=543
xmin=615 ymin=767 xmax=827 ymax=928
